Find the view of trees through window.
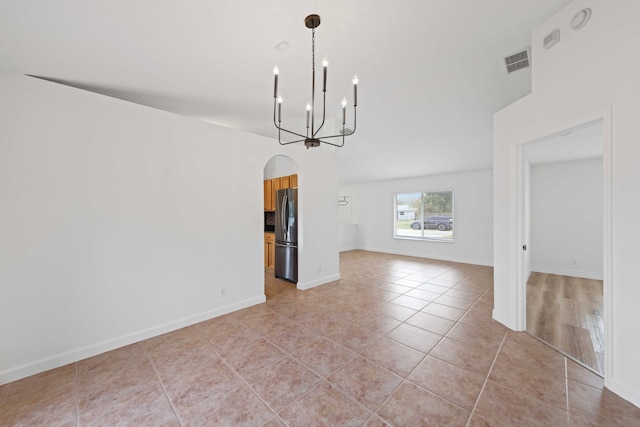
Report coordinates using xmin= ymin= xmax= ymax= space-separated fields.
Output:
xmin=395 ymin=191 xmax=454 ymax=241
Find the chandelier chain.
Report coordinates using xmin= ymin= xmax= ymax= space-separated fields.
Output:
xmin=311 ymin=28 xmax=315 ymax=77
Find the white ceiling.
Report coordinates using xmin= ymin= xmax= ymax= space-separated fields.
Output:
xmin=0 ymin=0 xmax=573 ymax=184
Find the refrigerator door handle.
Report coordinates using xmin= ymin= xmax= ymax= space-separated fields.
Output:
xmin=282 ymin=192 xmax=289 ymax=242
xmin=280 ymin=192 xmax=285 ymax=241
xmin=276 ymin=242 xmax=298 ymax=249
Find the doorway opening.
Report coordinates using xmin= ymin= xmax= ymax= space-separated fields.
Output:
xmin=516 ymin=116 xmax=611 ymax=376
xmin=263 ymin=155 xmax=299 ymax=296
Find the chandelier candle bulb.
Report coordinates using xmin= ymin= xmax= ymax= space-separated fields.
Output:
xmin=353 ymin=75 xmax=358 ymax=107
xmin=306 ymin=103 xmax=311 ymax=129
xmin=342 ymin=97 xmax=347 ymax=124
xmin=273 ymin=66 xmax=279 ymax=98
xmin=322 ymin=57 xmax=328 ymax=92
xmin=277 ymin=96 xmax=282 ymax=122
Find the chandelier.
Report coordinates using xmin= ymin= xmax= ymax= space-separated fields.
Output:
xmin=273 ymin=14 xmax=358 ymax=149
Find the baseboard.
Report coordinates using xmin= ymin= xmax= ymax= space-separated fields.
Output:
xmin=492 ymin=308 xmax=520 ymax=331
xmin=339 ymin=246 xmax=359 ymax=252
xmin=608 ymin=377 xmax=640 ymax=409
xmin=297 ymin=273 xmax=341 ymax=290
xmin=531 ymin=265 xmax=603 ymax=280
xmin=360 ymin=246 xmax=493 ymax=267
xmin=0 ymin=295 xmax=266 ymax=386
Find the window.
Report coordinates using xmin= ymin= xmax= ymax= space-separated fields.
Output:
xmin=394 ymin=191 xmax=454 ymax=241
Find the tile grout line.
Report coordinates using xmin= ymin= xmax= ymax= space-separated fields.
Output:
xmin=254 ymin=352 xmax=377 ymax=426
xmin=74 ymin=362 xmax=79 ymax=427
xmin=180 ymin=264 xmax=484 ymax=424
xmin=144 ymin=346 xmax=183 ymax=426
xmin=0 ymin=381 xmax=7 ymax=406
xmin=207 ymin=336 xmax=310 ymax=427
xmin=261 ymin=267 xmax=492 ymax=425
xmin=565 ymin=356 xmax=570 ymax=426
xmin=465 ymin=330 xmax=508 ymax=427
xmin=365 ymin=303 xmax=467 ymax=424
xmin=210 ymin=338 xmax=288 ymax=424
xmin=265 ymin=330 xmax=382 ymax=423
xmin=257 ymin=309 xmax=413 ymax=425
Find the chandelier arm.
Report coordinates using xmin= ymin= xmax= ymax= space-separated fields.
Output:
xmin=273 ymin=99 xmax=308 ymax=140
xmin=316 ymin=138 xmax=345 ymax=148
xmin=275 ymin=123 xmax=308 ymax=140
xmin=312 ymin=102 xmax=357 ymax=140
xmin=273 ymin=98 xmax=278 ymax=128
xmin=350 ymin=106 xmax=357 ymax=134
xmin=311 ymin=133 xmax=349 ymax=140
xmin=312 ymin=92 xmax=327 ymax=138
xmin=312 ymin=104 xmax=356 ymax=139
xmin=278 ymin=137 xmax=307 ymax=146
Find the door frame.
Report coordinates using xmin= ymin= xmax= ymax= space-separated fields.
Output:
xmin=511 ymin=107 xmax=613 ymax=383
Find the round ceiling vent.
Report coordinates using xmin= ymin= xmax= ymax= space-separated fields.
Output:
xmin=570 ymin=8 xmax=592 ymax=31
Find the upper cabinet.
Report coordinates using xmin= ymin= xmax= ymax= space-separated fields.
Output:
xmin=272 ymin=178 xmax=282 ymax=208
xmin=263 ymin=179 xmax=273 ymax=211
xmin=264 ymin=174 xmax=298 ymax=211
xmin=280 ymin=175 xmax=290 ymax=190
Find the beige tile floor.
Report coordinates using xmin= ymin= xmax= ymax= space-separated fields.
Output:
xmin=1 ymin=250 xmax=639 ymax=426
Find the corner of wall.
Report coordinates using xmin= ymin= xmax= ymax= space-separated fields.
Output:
xmin=296 ymin=273 xmax=341 ymax=291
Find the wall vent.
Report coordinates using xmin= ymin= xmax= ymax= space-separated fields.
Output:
xmin=504 ymin=48 xmax=530 ymax=74
xmin=543 ymin=29 xmax=561 ymax=49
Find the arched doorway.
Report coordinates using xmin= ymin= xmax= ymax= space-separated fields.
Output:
xmin=263 ymin=156 xmax=299 ymax=295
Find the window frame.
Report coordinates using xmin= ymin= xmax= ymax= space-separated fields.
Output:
xmin=393 ymin=190 xmax=454 ymax=242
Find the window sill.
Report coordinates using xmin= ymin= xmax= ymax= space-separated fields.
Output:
xmin=394 ymin=236 xmax=454 ymax=243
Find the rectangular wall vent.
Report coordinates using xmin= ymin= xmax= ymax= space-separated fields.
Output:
xmin=543 ymin=29 xmax=561 ymax=49
xmin=504 ymin=48 xmax=530 ymax=74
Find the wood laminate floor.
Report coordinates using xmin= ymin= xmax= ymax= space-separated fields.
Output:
xmin=526 ymin=272 xmax=604 ymax=374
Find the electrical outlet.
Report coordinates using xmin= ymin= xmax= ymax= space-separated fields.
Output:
xmin=317 ymin=265 xmax=322 ymax=272
xmin=220 ymin=287 xmax=226 ymax=297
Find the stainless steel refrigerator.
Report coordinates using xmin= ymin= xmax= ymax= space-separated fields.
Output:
xmin=275 ymin=188 xmax=298 ymax=283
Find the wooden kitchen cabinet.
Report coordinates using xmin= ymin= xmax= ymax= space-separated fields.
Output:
xmin=264 ymin=178 xmax=281 ymax=211
xmin=271 ymin=178 xmax=281 ymax=210
xmin=263 ymin=179 xmax=273 ymax=211
xmin=264 ymin=233 xmax=275 ymax=269
xmin=279 ymin=175 xmax=290 ymax=190
xmin=264 ymin=174 xmax=298 ymax=211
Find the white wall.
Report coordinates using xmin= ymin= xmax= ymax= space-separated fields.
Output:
xmin=263 ymin=155 xmax=298 ymax=180
xmin=340 ymin=169 xmax=493 ymax=266
xmin=530 ymin=158 xmax=603 ymax=279
xmin=339 ymin=224 xmax=359 ymax=252
xmin=338 ymin=195 xmax=359 ymax=252
xmin=494 ymin=0 xmax=640 ymax=406
xmin=0 ymin=73 xmax=340 ymax=384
